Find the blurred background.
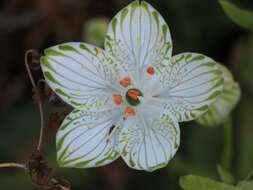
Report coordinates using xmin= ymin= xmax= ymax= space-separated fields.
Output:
xmin=1 ymin=0 xmax=253 ymax=189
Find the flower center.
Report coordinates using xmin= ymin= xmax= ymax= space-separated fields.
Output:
xmin=126 ymin=88 xmax=143 ymax=106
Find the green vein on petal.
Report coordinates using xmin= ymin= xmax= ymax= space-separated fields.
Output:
xmin=59 ymin=44 xmax=81 ymax=55
xmin=55 ymin=88 xmax=71 ymax=99
xmin=188 ymin=54 xmax=205 ymax=63
xmin=75 ymin=159 xmax=94 ymax=168
xmin=120 ymin=9 xmax=128 ymax=28
xmin=40 ymin=56 xmax=56 ymax=72
xmin=79 ymin=43 xmax=95 ymax=55
xmin=43 ymin=71 xmax=61 ymax=86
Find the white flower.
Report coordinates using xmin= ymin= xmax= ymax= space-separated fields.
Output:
xmin=41 ymin=1 xmax=223 ymax=171
xmin=197 ymin=63 xmax=240 ymax=127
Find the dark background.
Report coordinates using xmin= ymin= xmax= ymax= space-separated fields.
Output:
xmin=1 ymin=0 xmax=253 ymax=189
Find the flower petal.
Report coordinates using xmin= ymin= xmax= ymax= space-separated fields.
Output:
xmin=105 ymin=1 xmax=172 ymax=78
xmin=56 ymin=109 xmax=121 ymax=168
xmin=41 ymin=42 xmax=121 ymax=111
xmin=197 ymin=63 xmax=241 ymax=127
xmin=156 ymin=53 xmax=224 ymax=122
xmin=118 ymin=107 xmax=180 ymax=172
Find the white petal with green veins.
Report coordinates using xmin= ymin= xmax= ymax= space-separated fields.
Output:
xmin=155 ymin=53 xmax=224 ymax=122
xmin=105 ymin=0 xmax=172 ymax=79
xmin=118 ymin=106 xmax=180 ymax=172
xmin=57 ymin=109 xmax=120 ymax=168
xmin=41 ymin=42 xmax=121 ymax=111
xmin=39 ymin=0 xmax=230 ymax=172
xmin=197 ymin=63 xmax=241 ymax=127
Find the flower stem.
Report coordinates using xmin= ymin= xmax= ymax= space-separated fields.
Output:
xmin=25 ymin=50 xmax=44 ymax=151
xmin=25 ymin=50 xmax=37 ymax=88
xmin=37 ymin=101 xmax=44 ymax=151
xmin=0 ymin=163 xmax=26 ymax=170
xmin=221 ymin=117 xmax=233 ymax=170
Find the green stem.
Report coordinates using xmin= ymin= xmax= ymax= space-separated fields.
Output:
xmin=221 ymin=117 xmax=233 ymax=170
xmin=244 ymin=168 xmax=253 ymax=181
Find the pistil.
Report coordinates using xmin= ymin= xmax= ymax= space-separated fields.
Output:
xmin=125 ymin=88 xmax=143 ymax=106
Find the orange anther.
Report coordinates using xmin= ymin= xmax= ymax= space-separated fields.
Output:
xmin=113 ymin=93 xmax=123 ymax=105
xmin=120 ymin=76 xmax=131 ymax=88
xmin=124 ymin=107 xmax=136 ymax=117
xmin=147 ymin=66 xmax=155 ymax=75
xmin=127 ymin=89 xmax=139 ymax=100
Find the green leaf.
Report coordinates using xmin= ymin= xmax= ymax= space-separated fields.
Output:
xmin=217 ymin=165 xmax=235 ymax=185
xmin=237 ymin=181 xmax=253 ymax=190
xmin=180 ymin=175 xmax=240 ymax=190
xmin=219 ymin=0 xmax=253 ymax=31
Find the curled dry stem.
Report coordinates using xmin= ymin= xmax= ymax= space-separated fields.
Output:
xmin=0 ymin=160 xmax=70 ymax=190
xmin=25 ymin=49 xmax=44 ymax=151
xmin=0 ymin=163 xmax=26 ymax=169
xmin=0 ymin=49 xmax=71 ymax=189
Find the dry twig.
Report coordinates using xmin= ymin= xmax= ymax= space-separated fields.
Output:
xmin=0 ymin=49 xmax=71 ymax=190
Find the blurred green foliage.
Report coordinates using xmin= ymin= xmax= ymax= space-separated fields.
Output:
xmin=217 ymin=165 xmax=235 ymax=185
xmin=220 ymin=0 xmax=253 ymax=31
xmin=180 ymin=175 xmax=239 ymax=190
xmin=83 ymin=17 xmax=109 ymax=46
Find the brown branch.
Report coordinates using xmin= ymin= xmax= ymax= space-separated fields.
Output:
xmin=37 ymin=101 xmax=44 ymax=151
xmin=0 ymin=161 xmax=70 ymax=190
xmin=51 ymin=178 xmax=71 ymax=190
xmin=0 ymin=50 xmax=71 ymax=190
